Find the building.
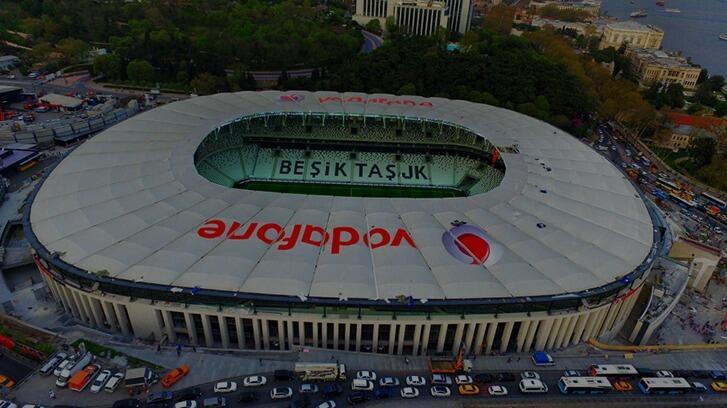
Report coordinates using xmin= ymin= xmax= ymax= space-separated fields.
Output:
xmin=664 ymin=112 xmax=726 ymax=132
xmin=529 ymin=0 xmax=601 ymax=17
xmin=0 ymin=56 xmax=21 ymax=72
xmin=0 ymin=85 xmax=23 ymax=106
xmin=668 ymin=237 xmax=723 ymax=293
xmin=530 ymin=17 xmax=591 ymax=35
xmin=394 ymin=1 xmax=449 ymax=36
xmin=656 ymin=124 xmax=714 ymax=151
xmin=355 ymin=0 xmax=472 ymax=34
xmin=25 ymin=91 xmax=661 ymax=355
xmin=628 ymin=48 xmax=701 ymax=91
xmin=600 ymin=21 xmax=663 ymax=50
xmin=39 ymin=93 xmax=84 ymax=111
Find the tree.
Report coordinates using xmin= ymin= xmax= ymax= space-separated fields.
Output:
xmin=126 ymin=59 xmax=154 ymax=84
xmin=689 ymin=136 xmax=716 ymax=167
xmin=398 ymin=83 xmax=416 ymax=95
xmin=714 ymin=101 xmax=727 ymax=118
xmin=56 ymin=37 xmax=89 ymax=64
xmin=190 ymin=72 xmax=218 ymax=94
xmin=484 ymin=5 xmax=515 ymax=35
xmin=93 ymin=53 xmax=121 ymax=79
xmin=663 ymin=83 xmax=685 ymax=109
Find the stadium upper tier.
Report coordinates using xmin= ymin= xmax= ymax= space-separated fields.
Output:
xmin=26 ymin=91 xmax=656 ymax=306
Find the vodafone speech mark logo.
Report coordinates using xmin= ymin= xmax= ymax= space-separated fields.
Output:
xmin=280 ymin=94 xmax=305 ymax=102
xmin=442 ymin=221 xmax=503 ymax=266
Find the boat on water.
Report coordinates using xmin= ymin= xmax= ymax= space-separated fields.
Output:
xmin=630 ymin=9 xmax=648 ymax=18
xmin=656 ymin=0 xmax=665 ymax=6
xmin=720 ymin=33 xmax=727 ymax=41
xmin=665 ymin=8 xmax=681 ymax=13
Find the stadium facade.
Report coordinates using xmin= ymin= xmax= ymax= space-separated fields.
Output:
xmin=25 ymin=91 xmax=663 ymax=355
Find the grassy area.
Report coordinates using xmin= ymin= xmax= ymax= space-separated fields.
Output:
xmin=0 ymin=320 xmax=55 ymax=356
xmin=237 ymin=181 xmax=466 ymax=198
xmin=71 ymin=339 xmax=164 ymax=370
xmin=651 ymin=147 xmax=690 ymax=170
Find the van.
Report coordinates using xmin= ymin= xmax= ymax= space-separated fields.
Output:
xmin=519 ymin=379 xmax=548 ymax=393
xmin=202 ymin=397 xmax=225 ymax=408
xmin=351 ymin=379 xmax=374 ymax=391
xmin=105 ymin=372 xmax=125 ymax=393
xmin=40 ymin=352 xmax=68 ymax=376
xmin=53 ymin=357 xmax=75 ymax=377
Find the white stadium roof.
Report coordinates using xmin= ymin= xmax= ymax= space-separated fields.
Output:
xmin=28 ymin=91 xmax=654 ymax=302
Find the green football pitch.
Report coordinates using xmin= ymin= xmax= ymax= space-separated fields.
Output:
xmin=237 ymin=181 xmax=465 ymax=198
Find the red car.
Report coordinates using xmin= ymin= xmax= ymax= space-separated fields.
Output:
xmin=161 ymin=364 xmax=189 ymax=388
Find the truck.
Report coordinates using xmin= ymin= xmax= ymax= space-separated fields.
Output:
xmin=294 ymin=363 xmax=347 ymax=382
xmin=427 ymin=348 xmax=472 ymax=374
xmin=124 ymin=367 xmax=157 ymax=395
xmin=56 ymin=352 xmax=93 ymax=387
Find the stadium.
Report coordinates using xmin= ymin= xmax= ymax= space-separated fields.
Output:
xmin=24 ymin=91 xmax=663 ymax=355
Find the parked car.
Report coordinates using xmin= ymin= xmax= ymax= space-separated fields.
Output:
xmin=400 ymin=387 xmax=419 ymax=398
xmin=431 ymin=374 xmax=452 ymax=385
xmin=270 ymin=386 xmax=293 ymax=400
xmin=351 ymin=379 xmax=373 ymax=391
xmin=176 ymin=388 xmax=202 ymax=402
xmin=692 ymin=382 xmax=708 ymax=393
xmin=161 ymin=364 xmax=190 ymax=388
xmin=655 ymin=370 xmax=674 ymax=378
xmin=201 ymin=397 xmax=225 ymax=408
xmin=346 ymin=392 xmax=368 ymax=405
xmin=406 ymin=375 xmax=426 ymax=386
xmin=316 ymin=401 xmax=335 ymax=408
xmin=521 ymin=371 xmax=540 ymax=380
xmin=458 ymin=384 xmax=480 ymax=395
xmin=454 ymin=375 xmax=472 ymax=385
xmin=90 ymin=370 xmax=112 ymax=393
xmin=213 ymin=382 xmax=237 ymax=393
xmin=430 ymin=385 xmax=451 ymax=397
xmin=0 ymin=375 xmax=15 ymax=389
xmin=104 ymin=372 xmax=125 ymax=393
xmin=146 ymin=391 xmax=174 ymax=406
xmin=563 ymin=370 xmax=580 ymax=377
xmin=299 ymin=383 xmax=318 ymax=394
xmin=174 ymin=402 xmax=196 ymax=408
xmin=379 ymin=376 xmax=399 ymax=387
xmin=488 ymin=385 xmax=508 ymax=396
xmin=243 ymin=375 xmax=267 ymax=387
xmin=320 ymin=384 xmax=343 ymax=399
xmin=473 ymin=373 xmax=494 ymax=384
xmin=519 ymin=379 xmax=548 ymax=394
xmin=356 ymin=371 xmax=377 ymax=381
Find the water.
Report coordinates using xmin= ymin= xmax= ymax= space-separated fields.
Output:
xmin=600 ymin=0 xmax=727 ymax=77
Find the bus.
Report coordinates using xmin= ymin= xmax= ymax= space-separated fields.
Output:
xmin=637 ymin=377 xmax=691 ymax=394
xmin=588 ymin=364 xmax=639 ymax=377
xmin=656 ymin=177 xmax=679 ymax=194
xmin=557 ymin=377 xmax=613 ymax=394
xmin=702 ymin=192 xmax=726 ymax=209
xmin=669 ymin=193 xmax=696 ymax=208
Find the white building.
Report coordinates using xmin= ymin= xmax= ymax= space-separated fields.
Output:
xmin=600 ymin=20 xmax=664 ymax=50
xmin=355 ymin=0 xmax=472 ymax=35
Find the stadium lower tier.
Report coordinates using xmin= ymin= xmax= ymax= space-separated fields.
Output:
xmin=196 ymin=145 xmax=504 ymax=197
xmin=38 ymin=263 xmax=643 ymax=354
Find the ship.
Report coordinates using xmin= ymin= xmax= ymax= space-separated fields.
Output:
xmin=630 ymin=9 xmax=648 ymax=18
xmin=656 ymin=0 xmax=665 ymax=6
xmin=664 ymin=8 xmax=681 ymax=13
xmin=720 ymin=33 xmax=727 ymax=41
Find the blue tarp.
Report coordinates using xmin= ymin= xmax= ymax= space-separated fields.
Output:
xmin=532 ymin=351 xmax=554 ymax=366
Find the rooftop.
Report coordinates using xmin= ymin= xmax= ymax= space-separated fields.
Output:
xmin=631 ymin=48 xmax=697 ymax=70
xmin=607 ymin=20 xmax=663 ymax=33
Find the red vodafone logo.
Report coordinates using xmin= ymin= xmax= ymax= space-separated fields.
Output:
xmin=197 ymin=219 xmax=416 ymax=254
xmin=442 ymin=222 xmax=503 ymax=266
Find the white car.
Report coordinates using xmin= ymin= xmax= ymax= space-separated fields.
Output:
xmin=270 ymin=386 xmax=293 ymax=400
xmin=405 ymin=375 xmax=426 ymax=386
xmin=431 ymin=374 xmax=452 ymax=385
xmin=356 ymin=370 xmax=377 ymax=381
xmin=243 ymin=375 xmax=267 ymax=387
xmin=521 ymin=371 xmax=540 ymax=380
xmin=299 ymin=383 xmax=318 ymax=394
xmin=104 ymin=372 xmax=124 ymax=393
xmin=1 ymin=403 xmax=18 ymax=408
xmin=430 ymin=385 xmax=451 ymax=397
xmin=454 ymin=375 xmax=472 ymax=385
xmin=316 ymin=401 xmax=336 ymax=408
xmin=90 ymin=370 xmax=112 ymax=393
xmin=213 ymin=381 xmax=238 ymax=393
xmin=379 ymin=376 xmax=400 ymax=386
xmin=53 ymin=358 xmax=74 ymax=377
xmin=400 ymin=387 xmax=419 ymax=398
xmin=174 ymin=402 xmax=196 ymax=408
xmin=351 ymin=379 xmax=374 ymax=391
xmin=488 ymin=385 xmax=508 ymax=396
xmin=656 ymin=370 xmax=674 ymax=378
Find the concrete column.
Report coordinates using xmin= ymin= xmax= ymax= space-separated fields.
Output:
xmin=516 ymin=321 xmax=531 ymax=352
xmin=436 ymin=324 xmax=448 ymax=353
xmin=113 ymin=303 xmax=130 ymax=336
xmin=89 ymin=297 xmax=105 ymax=328
xmin=412 ymin=324 xmax=423 ymax=355
xmin=313 ymin=321 xmax=319 ymax=348
xmin=50 ymin=280 xmax=68 ymax=311
xmin=344 ymin=323 xmax=352 ymax=351
xmin=63 ymin=287 xmax=79 ymax=317
xmin=277 ymin=320 xmax=285 ymax=350
xmin=388 ymin=323 xmax=397 ymax=354
xmin=84 ymin=296 xmax=101 ymax=327
xmin=371 ymin=324 xmax=379 ymax=353
xmin=162 ymin=310 xmax=177 ymax=343
xmin=201 ymin=314 xmax=214 ymax=347
xmin=236 ymin=317 xmax=245 ymax=349
xmin=571 ymin=313 xmax=589 ymax=345
xmin=102 ymin=301 xmax=118 ymax=330
xmin=297 ymin=321 xmax=306 ymax=347
xmin=452 ymin=323 xmax=465 ymax=354
xmin=333 ymin=323 xmax=339 ymax=349
xmin=593 ymin=308 xmax=610 ymax=338
xmin=603 ymin=302 xmax=622 ymax=335
xmin=484 ymin=322 xmax=498 ymax=354
xmin=396 ymin=324 xmax=406 ymax=355
xmin=534 ymin=318 xmax=554 ymax=351
xmin=473 ymin=323 xmax=487 ymax=355
xmin=322 ymin=322 xmax=329 ymax=349
xmin=545 ymin=318 xmax=563 ymax=349
xmin=218 ymin=315 xmax=230 ymax=349
xmin=355 ymin=323 xmax=363 ymax=352
xmin=285 ymin=320 xmax=294 ymax=349
xmin=185 ymin=313 xmax=198 ymax=346
xmin=560 ymin=315 xmax=579 ymax=348
xmin=581 ymin=310 xmax=600 ymax=342
xmin=499 ymin=321 xmax=514 ymax=353
xmin=420 ymin=323 xmax=431 ymax=355
xmin=71 ymin=291 xmax=90 ymax=322
xmin=523 ymin=320 xmax=540 ymax=351
xmin=462 ymin=324 xmax=476 ymax=355
xmin=554 ymin=316 xmax=572 ymax=349
xmin=261 ymin=319 xmax=270 ymax=350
